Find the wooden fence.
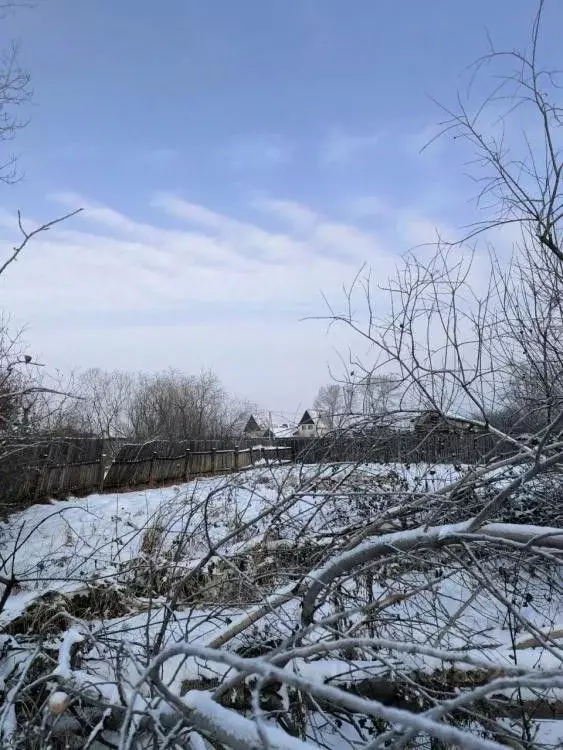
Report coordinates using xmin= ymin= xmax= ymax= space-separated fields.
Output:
xmin=103 ymin=444 xmax=281 ymax=490
xmin=276 ymin=432 xmax=509 ymax=465
xmin=0 ymin=439 xmax=292 ymax=514
xmin=0 ymin=437 xmax=105 ymax=514
xmin=0 ymin=429 xmax=520 ymax=515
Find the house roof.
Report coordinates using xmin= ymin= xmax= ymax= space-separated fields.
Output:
xmin=243 ymin=415 xmax=263 ymax=433
xmin=271 ymin=423 xmax=296 ymax=438
xmin=244 ymin=412 xmax=299 ymax=437
xmin=298 ymin=409 xmax=315 ymax=426
xmin=415 ymin=409 xmax=470 ymax=422
xmin=413 ymin=410 xmax=472 ymax=424
xmin=298 ymin=409 xmax=331 ymax=428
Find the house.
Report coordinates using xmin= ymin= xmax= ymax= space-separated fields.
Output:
xmin=242 ymin=414 xmax=297 ymax=440
xmin=242 ymin=415 xmax=272 ymax=439
xmin=412 ymin=410 xmax=486 ymax=435
xmin=296 ymin=409 xmax=331 ymax=438
xmin=271 ymin=423 xmax=296 ymax=439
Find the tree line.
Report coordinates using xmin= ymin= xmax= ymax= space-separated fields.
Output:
xmin=0 ymin=359 xmax=253 ymax=444
xmin=313 ymin=357 xmax=563 ymax=436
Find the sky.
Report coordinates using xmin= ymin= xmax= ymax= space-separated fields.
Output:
xmin=0 ymin=0 xmax=560 ymax=417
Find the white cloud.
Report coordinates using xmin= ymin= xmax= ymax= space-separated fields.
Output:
xmin=321 ymin=129 xmax=382 ymax=165
xmin=2 ymin=192 xmax=498 ymax=412
xmin=0 ymin=192 xmax=398 ymax=411
xmin=396 ymin=210 xmax=446 ymax=248
xmin=312 ymin=222 xmax=379 ymax=260
xmin=251 ymin=199 xmax=319 ymax=232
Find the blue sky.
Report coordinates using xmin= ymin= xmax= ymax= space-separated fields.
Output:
xmin=0 ymin=0 xmax=560 ymax=415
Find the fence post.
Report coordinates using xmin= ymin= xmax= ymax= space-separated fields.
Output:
xmin=234 ymin=445 xmax=239 ymax=472
xmin=58 ymin=459 xmax=68 ymax=498
xmin=59 ymin=441 xmax=76 ymax=496
xmin=148 ymin=451 xmax=158 ymax=485
xmin=98 ymin=451 xmax=106 ymax=494
xmin=183 ymin=449 xmax=191 ymax=482
xmin=212 ymin=448 xmax=217 ymax=474
xmin=33 ymin=459 xmax=46 ymax=503
xmin=40 ymin=466 xmax=53 ymax=503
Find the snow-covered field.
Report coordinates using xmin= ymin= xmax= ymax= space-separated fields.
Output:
xmin=0 ymin=462 xmax=462 ymax=619
xmin=0 ymin=461 xmax=561 ymax=749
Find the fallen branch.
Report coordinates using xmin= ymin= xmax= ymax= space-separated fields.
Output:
xmin=301 ymin=520 xmax=563 ymax=624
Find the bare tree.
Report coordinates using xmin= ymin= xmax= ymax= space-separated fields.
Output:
xmin=128 ymin=369 xmax=251 ymax=442
xmin=0 ymin=4 xmax=562 ymax=750
xmin=355 ymin=372 xmax=403 ymax=421
xmin=55 ymin=368 xmax=135 ymax=439
xmin=313 ymin=384 xmax=345 ymax=429
xmin=0 ymin=11 xmax=30 ymax=185
xmin=50 ymin=368 xmax=253 ymax=444
xmin=482 ymin=238 xmax=563 ymax=434
xmin=315 ymin=375 xmax=403 ymax=433
xmin=0 ymin=3 xmax=81 ymax=398
xmin=0 ymin=5 xmax=82 ymax=508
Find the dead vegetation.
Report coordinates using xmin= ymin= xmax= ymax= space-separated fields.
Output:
xmin=2 ymin=584 xmax=142 ymax=636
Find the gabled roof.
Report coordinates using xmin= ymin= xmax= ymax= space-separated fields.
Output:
xmin=298 ymin=409 xmax=331 ymax=428
xmin=413 ymin=410 xmax=472 ymax=425
xmin=243 ymin=415 xmax=264 ymax=433
xmin=298 ymin=409 xmax=315 ymax=426
xmin=411 ymin=410 xmax=486 ymax=433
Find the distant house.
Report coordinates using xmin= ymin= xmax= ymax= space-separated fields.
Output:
xmin=242 ymin=414 xmax=296 ymax=440
xmin=297 ymin=409 xmax=331 ymax=438
xmin=412 ymin=410 xmax=486 ymax=435
xmin=243 ymin=415 xmax=271 ymax=439
xmin=271 ymin=423 xmax=296 ymax=439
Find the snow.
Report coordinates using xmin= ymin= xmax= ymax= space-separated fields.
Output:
xmin=534 ymin=720 xmax=563 ymax=748
xmin=0 ymin=460 xmax=561 ymax=748
xmin=168 ymin=644 xmax=511 ymax=750
xmin=479 ymin=522 xmax=563 ymax=549
xmin=271 ymin=425 xmax=296 ymax=438
xmin=0 ymin=462 xmax=462 ymax=605
xmin=183 ymin=690 xmax=312 ymax=749
xmin=53 ymin=626 xmax=84 ymax=678
xmin=187 ymin=732 xmax=208 ymax=750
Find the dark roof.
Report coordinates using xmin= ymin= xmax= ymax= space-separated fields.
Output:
xmin=243 ymin=415 xmax=263 ymax=433
xmin=412 ymin=410 xmax=486 ymax=432
xmin=298 ymin=410 xmax=315 ymax=426
xmin=413 ymin=410 xmax=471 ymax=424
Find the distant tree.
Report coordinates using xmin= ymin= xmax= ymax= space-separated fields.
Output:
xmin=128 ymin=369 xmax=251 ymax=442
xmin=339 ymin=372 xmax=404 ymax=423
xmin=313 ymin=384 xmax=345 ymax=428
xmin=357 ymin=373 xmax=402 ymax=418
xmin=484 ymin=359 xmax=563 ymax=435
xmin=314 ymin=375 xmax=404 ymax=431
xmin=55 ymin=368 xmax=135 ymax=439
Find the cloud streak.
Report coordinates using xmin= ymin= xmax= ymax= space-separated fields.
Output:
xmin=1 ymin=190 xmax=392 ymax=331
xmin=0 ymin=191 xmax=486 ymax=411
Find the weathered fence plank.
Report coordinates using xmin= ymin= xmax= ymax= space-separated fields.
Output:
xmin=0 ymin=430 xmax=517 ymax=514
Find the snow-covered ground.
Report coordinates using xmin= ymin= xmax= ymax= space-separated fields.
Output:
xmin=0 ymin=461 xmax=561 ymax=748
xmin=0 ymin=462 xmax=463 ymax=618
